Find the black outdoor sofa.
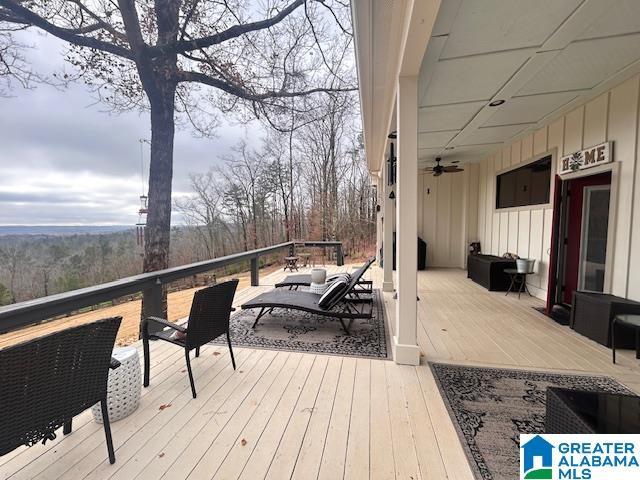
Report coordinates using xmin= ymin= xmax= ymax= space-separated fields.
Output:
xmin=241 ymin=257 xmax=375 ymax=334
xmin=0 ymin=317 xmax=122 ymax=464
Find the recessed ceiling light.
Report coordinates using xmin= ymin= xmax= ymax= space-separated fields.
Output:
xmin=451 ymin=160 xmax=460 ymax=164
xmin=489 ymin=99 xmax=505 ymax=107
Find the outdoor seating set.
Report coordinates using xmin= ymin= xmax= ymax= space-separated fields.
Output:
xmin=0 ymin=279 xmax=240 ymax=465
xmin=0 ymin=257 xmax=376 ymax=465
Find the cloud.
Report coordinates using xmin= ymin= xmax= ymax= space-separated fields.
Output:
xmin=0 ymin=31 xmax=262 ymax=225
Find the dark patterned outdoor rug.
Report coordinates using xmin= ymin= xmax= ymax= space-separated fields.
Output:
xmin=429 ymin=363 xmax=631 ymax=480
xmin=213 ymin=289 xmax=390 ymax=359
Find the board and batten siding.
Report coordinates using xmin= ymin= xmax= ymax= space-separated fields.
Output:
xmin=418 ymin=166 xmax=479 ymax=268
xmin=475 ymin=74 xmax=640 ymax=301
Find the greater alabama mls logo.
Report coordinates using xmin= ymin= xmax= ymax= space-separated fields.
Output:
xmin=521 ymin=435 xmax=553 ymax=479
xmin=520 ymin=434 xmax=640 ymax=480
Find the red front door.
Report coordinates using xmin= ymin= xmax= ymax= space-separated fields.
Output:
xmin=562 ymin=172 xmax=611 ymax=304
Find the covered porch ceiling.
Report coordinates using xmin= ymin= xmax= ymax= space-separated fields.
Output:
xmin=354 ymin=0 xmax=640 ymax=172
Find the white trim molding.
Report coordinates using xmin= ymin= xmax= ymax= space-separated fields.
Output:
xmin=393 ymin=336 xmax=421 ymax=366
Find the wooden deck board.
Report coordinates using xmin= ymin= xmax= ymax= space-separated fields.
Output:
xmin=3 ymin=265 xmax=640 ymax=480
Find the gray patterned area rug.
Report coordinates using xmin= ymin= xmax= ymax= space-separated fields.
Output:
xmin=214 ymin=289 xmax=390 ymax=359
xmin=430 ymin=363 xmax=631 ymax=480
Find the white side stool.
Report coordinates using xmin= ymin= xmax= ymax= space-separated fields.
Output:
xmin=92 ymin=346 xmax=141 ymax=423
xmin=309 ymin=282 xmax=329 ymax=295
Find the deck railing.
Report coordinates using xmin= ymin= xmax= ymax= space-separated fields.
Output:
xmin=0 ymin=240 xmax=343 ymax=335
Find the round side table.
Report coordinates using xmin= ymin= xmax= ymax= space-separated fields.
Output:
xmin=92 ymin=346 xmax=141 ymax=423
xmin=284 ymin=256 xmax=299 ymax=272
xmin=504 ymin=268 xmax=533 ymax=299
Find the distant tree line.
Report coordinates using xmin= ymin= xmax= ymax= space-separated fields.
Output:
xmin=0 ymin=92 xmax=375 ymax=306
xmin=0 ymin=232 xmax=137 ymax=305
xmin=175 ymin=93 xmax=376 ymax=262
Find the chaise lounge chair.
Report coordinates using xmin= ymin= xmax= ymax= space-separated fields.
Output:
xmin=241 ymin=258 xmax=375 ymax=333
xmin=274 ymin=257 xmax=375 ymax=299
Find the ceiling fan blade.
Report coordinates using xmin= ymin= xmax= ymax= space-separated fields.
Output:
xmin=443 ymin=166 xmax=464 ymax=173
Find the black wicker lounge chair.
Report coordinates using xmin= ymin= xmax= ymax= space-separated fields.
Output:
xmin=274 ymin=257 xmax=375 ymax=297
xmin=142 ymin=279 xmax=238 ymax=399
xmin=241 ymin=258 xmax=375 ymax=333
xmin=0 ymin=317 xmax=122 ymax=464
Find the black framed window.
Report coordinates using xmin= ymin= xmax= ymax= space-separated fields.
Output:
xmin=496 ymin=155 xmax=552 ymax=209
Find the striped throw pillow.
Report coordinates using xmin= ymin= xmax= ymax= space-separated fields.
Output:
xmin=318 ymin=278 xmax=348 ymax=309
xmin=327 ymin=273 xmax=351 ymax=284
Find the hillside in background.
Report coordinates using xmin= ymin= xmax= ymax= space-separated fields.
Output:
xmin=0 ymin=225 xmax=133 ymax=236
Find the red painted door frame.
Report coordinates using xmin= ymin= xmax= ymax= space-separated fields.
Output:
xmin=545 ymin=175 xmax=562 ymax=315
xmin=563 ymin=172 xmax=611 ymax=304
xmin=545 ymin=172 xmax=611 ymax=313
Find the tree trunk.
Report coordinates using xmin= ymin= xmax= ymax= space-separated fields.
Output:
xmin=143 ymin=89 xmax=175 ymax=274
xmin=141 ymin=83 xmax=176 ymax=321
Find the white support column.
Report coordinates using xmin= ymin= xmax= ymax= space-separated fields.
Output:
xmin=375 ymin=172 xmax=383 ymax=265
xmin=382 ymin=154 xmax=395 ymax=292
xmin=394 ymin=75 xmax=420 ymax=366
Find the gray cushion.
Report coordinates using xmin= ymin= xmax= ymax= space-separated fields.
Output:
xmin=318 ymin=279 xmax=348 ymax=309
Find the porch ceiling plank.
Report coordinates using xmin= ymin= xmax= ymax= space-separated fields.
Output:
xmin=352 ymin=0 xmax=640 ymax=171
xmin=351 ymin=0 xmax=412 ymax=172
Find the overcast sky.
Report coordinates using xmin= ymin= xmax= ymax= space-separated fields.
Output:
xmin=0 ymin=32 xmax=261 ymax=226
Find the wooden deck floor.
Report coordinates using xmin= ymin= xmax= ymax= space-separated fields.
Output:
xmin=2 ymin=266 xmax=640 ymax=480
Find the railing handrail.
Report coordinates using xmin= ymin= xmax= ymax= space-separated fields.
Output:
xmin=0 ymin=240 xmax=343 ymax=335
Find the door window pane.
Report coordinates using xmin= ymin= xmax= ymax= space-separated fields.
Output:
xmin=579 ymin=186 xmax=610 ymax=292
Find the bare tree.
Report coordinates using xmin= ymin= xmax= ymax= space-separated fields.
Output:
xmin=0 ymin=244 xmax=30 ymax=302
xmin=301 ymin=92 xmax=352 ymax=239
xmin=0 ymin=0 xmax=355 ymax=317
xmin=174 ymin=170 xmax=225 ymax=259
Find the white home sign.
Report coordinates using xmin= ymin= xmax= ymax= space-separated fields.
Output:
xmin=559 ymin=142 xmax=612 ymax=174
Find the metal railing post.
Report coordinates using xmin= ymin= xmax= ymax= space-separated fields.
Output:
xmin=142 ymin=278 xmax=165 ymax=335
xmin=336 ymin=244 xmax=344 ymax=266
xmin=250 ymin=256 xmax=259 ymax=287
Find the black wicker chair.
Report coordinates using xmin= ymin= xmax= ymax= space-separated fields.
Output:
xmin=142 ymin=279 xmax=239 ymax=399
xmin=0 ymin=317 xmax=122 ymax=464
